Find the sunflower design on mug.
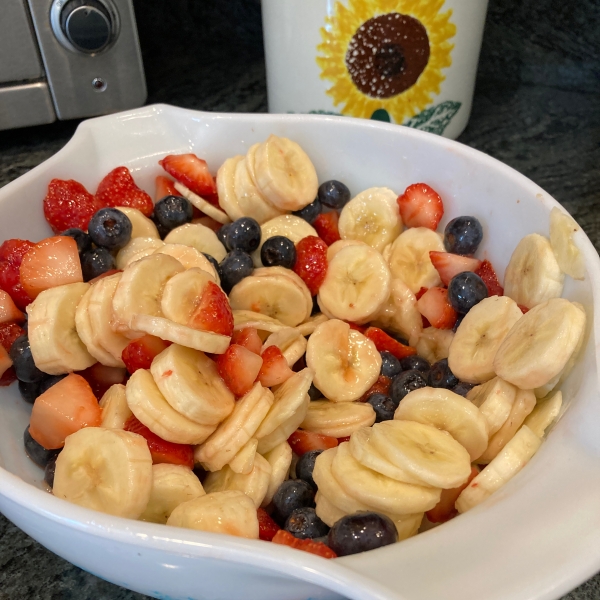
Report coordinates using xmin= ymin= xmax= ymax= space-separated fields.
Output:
xmin=317 ymin=0 xmax=456 ymax=123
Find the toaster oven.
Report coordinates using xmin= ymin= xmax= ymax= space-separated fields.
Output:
xmin=0 ymin=0 xmax=146 ymax=131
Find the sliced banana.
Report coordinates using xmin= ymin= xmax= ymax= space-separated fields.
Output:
xmin=306 ymin=319 xmax=381 ymax=403
xmin=164 ymin=222 xmax=227 ymax=263
xmin=493 ymin=298 xmax=586 ymax=389
xmin=549 ymin=207 xmax=585 ymax=280
xmin=415 ymin=327 xmax=454 ymax=364
xmin=338 ymin=187 xmax=402 ymax=252
xmin=327 ymin=239 xmax=366 ymax=262
xmin=53 ymin=427 xmax=153 ymax=519
xmin=229 ymin=438 xmax=258 ymax=475
xmin=523 ymin=390 xmax=562 ymax=438
xmin=262 ymin=327 xmax=308 ymax=367
xmin=295 ymin=313 xmax=329 ymax=337
xmin=140 ymin=464 xmax=205 ymax=524
xmin=301 ymin=400 xmax=376 ymax=438
xmin=160 ymin=268 xmax=215 ymax=328
xmin=116 ymin=237 xmax=165 ymax=270
xmin=155 ymin=244 xmax=219 ymax=280
xmin=315 ymin=491 xmax=347 ymax=527
xmin=99 ymin=383 xmax=132 ymax=429
xmin=467 ymin=376 xmax=517 ymax=436
xmin=216 ymin=155 xmax=246 ymax=221
xmin=233 ymin=310 xmax=287 ymax=335
xmin=174 ymin=181 xmax=231 ymax=225
xmin=448 ymin=296 xmax=523 ymax=384
xmin=261 ymin=441 xmax=293 ymax=506
xmin=115 ymin=207 xmax=159 ymax=239
xmin=503 ymin=233 xmax=564 ymax=309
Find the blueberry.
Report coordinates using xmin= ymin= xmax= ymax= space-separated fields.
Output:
xmin=88 ymin=207 xmax=132 ymax=250
xmin=203 ymin=253 xmax=221 ymax=276
xmin=390 ymin=369 xmax=427 ymax=405
xmin=154 ymin=195 xmax=193 ymax=231
xmin=225 ymin=217 xmax=261 ymax=253
xmin=296 ymin=449 xmax=323 ymax=489
xmin=367 ymin=393 xmax=396 ymax=422
xmin=38 ymin=374 xmax=67 ymax=395
xmin=444 ymin=216 xmax=483 ymax=255
xmin=452 ymin=381 xmax=475 ymax=397
xmin=9 ymin=335 xmax=46 ymax=383
xmin=44 ymin=453 xmax=59 ymax=488
xmin=308 ymin=383 xmax=322 ymax=401
xmin=429 ymin=358 xmax=458 ymax=389
xmin=261 ymin=236 xmax=297 ymax=269
xmin=318 ymin=180 xmax=351 ymax=209
xmin=18 ymin=380 xmax=41 ymax=404
xmin=60 ymin=228 xmax=92 ymax=255
xmin=448 ymin=272 xmax=488 ymax=314
xmin=23 ymin=427 xmax=60 ymax=468
xmin=152 ymin=215 xmax=171 ymax=239
xmin=80 ymin=247 xmax=116 ymax=282
xmin=272 ymin=479 xmax=315 ymax=525
xmin=453 ymin=313 xmax=466 ymax=333
xmin=293 ymin=198 xmax=322 ymax=224
xmin=219 ymin=250 xmax=254 ymax=293
xmin=379 ymin=351 xmax=402 ymax=379
xmin=285 ymin=507 xmax=329 ymax=539
xmin=328 ymin=511 xmax=397 ymax=556
xmin=399 ymin=355 xmax=431 ymax=375
xmin=217 ymin=223 xmax=232 ymax=248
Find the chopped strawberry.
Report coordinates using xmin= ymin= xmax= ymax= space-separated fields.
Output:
xmin=337 ymin=435 xmax=351 ymax=444
xmin=0 ymin=322 xmax=25 ymax=352
xmin=122 ymin=335 xmax=170 ymax=374
xmin=188 ymin=281 xmax=234 ymax=336
xmin=415 ymin=287 xmax=428 ymax=300
xmin=29 ymin=373 xmax=102 ymax=449
xmin=364 ymin=327 xmax=417 ymax=360
xmin=359 ymin=375 xmax=391 ymax=402
xmin=397 ymin=183 xmax=444 ymax=230
xmin=518 ymin=304 xmax=529 ymax=314
xmin=43 ymin=179 xmax=105 ymax=234
xmin=202 ymin=191 xmax=221 ymax=208
xmin=19 ymin=236 xmax=83 ymax=299
xmin=0 ymin=289 xmax=25 ymax=324
xmin=347 ymin=322 xmax=366 ymax=333
xmin=96 ymin=166 xmax=154 ymax=217
xmin=257 ymin=508 xmax=281 ymax=541
xmin=293 ymin=236 xmax=328 ymax=296
xmin=78 ymin=363 xmax=127 ymax=400
xmin=313 ymin=211 xmax=341 ymax=246
xmin=288 ymin=430 xmax=338 ymax=456
xmin=0 ymin=367 xmax=16 ymax=387
xmin=272 ymin=530 xmax=337 ymax=558
xmin=416 ymin=287 xmax=458 ymax=329
xmin=0 ymin=345 xmax=13 ymax=379
xmin=426 ymin=465 xmax=479 ymax=523
xmin=429 ymin=251 xmax=482 ymax=286
xmin=159 ymin=154 xmax=217 ymax=197
xmin=231 ymin=327 xmax=263 ymax=355
xmin=124 ymin=415 xmax=194 ymax=468
xmin=475 ymin=259 xmax=504 ymax=296
xmin=257 ymin=346 xmax=293 ymax=387
xmin=155 ymin=175 xmax=179 ymax=201
xmin=216 ymin=344 xmax=263 ymax=397
xmin=0 ymin=239 xmax=35 ymax=310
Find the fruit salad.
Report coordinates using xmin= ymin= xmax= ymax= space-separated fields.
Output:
xmin=0 ymin=133 xmax=587 ymax=560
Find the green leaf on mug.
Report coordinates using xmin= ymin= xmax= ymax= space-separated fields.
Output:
xmin=370 ymin=109 xmax=391 ymax=122
xmin=404 ymin=101 xmax=461 ymax=135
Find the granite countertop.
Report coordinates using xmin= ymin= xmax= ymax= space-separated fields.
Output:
xmin=0 ymin=0 xmax=599 ymax=598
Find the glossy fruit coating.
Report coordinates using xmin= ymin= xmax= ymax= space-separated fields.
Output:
xmin=399 ymin=355 xmax=430 ymax=375
xmin=379 ymin=351 xmax=402 ymax=379
xmin=295 ymin=449 xmax=323 ymax=489
xmin=364 ymin=327 xmax=416 ymax=360
xmin=359 ymin=375 xmax=391 ymax=402
xmin=428 ymin=358 xmax=459 ymax=389
xmin=215 ymin=344 xmax=263 ymax=397
xmin=447 ymin=271 xmax=488 ymax=314
xmin=122 ymin=335 xmax=170 ymax=374
xmin=0 ymin=322 xmax=26 ymax=352
xmin=231 ymin=327 xmax=262 ymax=355
xmin=390 ymin=369 xmax=427 ymax=405
xmin=416 ymin=287 xmax=458 ymax=329
xmin=318 ymin=180 xmax=351 ymax=209
xmin=9 ymin=335 xmax=46 ymax=383
xmin=88 ymin=208 xmax=133 ymax=250
xmin=60 ymin=228 xmax=92 ymax=255
xmin=225 ymin=217 xmax=261 ymax=253
xmin=444 ymin=216 xmax=483 ymax=255
xmin=260 ymin=236 xmax=297 ymax=269
xmin=159 ymin=153 xmax=217 ymax=197
xmin=217 ymin=223 xmax=232 ymax=248
xmin=154 ymin=195 xmax=194 ymax=231
xmin=272 ymin=479 xmax=315 ymax=526
xmin=80 ymin=247 xmax=116 ymax=282
xmin=188 ymin=281 xmax=234 ymax=336
xmin=312 ymin=211 xmax=341 ymax=246
xmin=257 ymin=345 xmax=293 ymax=387
xmin=23 ymin=427 xmax=60 ymax=468
xmin=397 ymin=183 xmax=444 ymax=230
xmin=219 ymin=250 xmax=254 ymax=294
xmin=327 ymin=511 xmax=397 ymax=556
xmin=475 ymin=259 xmax=504 ymax=297
xmin=285 ymin=507 xmax=330 ymax=539
xmin=95 ymin=166 xmax=154 ymax=217
xmin=257 ymin=507 xmax=281 ymax=541
xmin=367 ymin=393 xmax=396 ymax=422
xmin=293 ymin=198 xmax=322 ymax=224
xmin=78 ymin=364 xmax=126 ymax=400
xmin=0 ymin=239 xmax=35 ymax=310
xmin=287 ymin=430 xmax=338 ymax=455
xmin=293 ymin=236 xmax=328 ymax=296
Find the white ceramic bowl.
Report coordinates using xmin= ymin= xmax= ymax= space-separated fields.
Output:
xmin=0 ymin=105 xmax=599 ymax=600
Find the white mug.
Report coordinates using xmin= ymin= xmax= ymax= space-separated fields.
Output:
xmin=262 ymin=0 xmax=488 ymax=139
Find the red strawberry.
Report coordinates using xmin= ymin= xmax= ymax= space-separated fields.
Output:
xmin=159 ymin=154 xmax=217 ymax=197
xmin=216 ymin=344 xmax=263 ymax=397
xmin=397 ymin=183 xmax=444 ymax=230
xmin=475 ymin=259 xmax=504 ymax=296
xmin=0 ymin=289 xmax=25 ymax=324
xmin=0 ymin=322 xmax=25 ymax=352
xmin=43 ymin=179 xmax=105 ymax=234
xmin=78 ymin=363 xmax=127 ymax=400
xmin=287 ymin=430 xmax=338 ymax=456
xmin=415 ymin=287 xmax=428 ymax=300
xmin=122 ymin=335 xmax=170 ymax=375
xmin=257 ymin=346 xmax=293 ymax=387
xmin=271 ymin=530 xmax=337 ymax=558
xmin=347 ymin=322 xmax=366 ymax=333
xmin=337 ymin=436 xmax=351 ymax=444
xmin=155 ymin=175 xmax=179 ymax=201
xmin=202 ymin=192 xmax=221 ymax=209
xmin=188 ymin=281 xmax=234 ymax=336
xmin=0 ymin=367 xmax=16 ymax=387
xmin=429 ymin=251 xmax=482 ymax=286
xmin=124 ymin=415 xmax=194 ymax=468
xmin=0 ymin=239 xmax=35 ymax=310
xmin=426 ymin=465 xmax=479 ymax=523
xmin=364 ymin=327 xmax=417 ymax=360
xmin=293 ymin=236 xmax=328 ymax=296
xmin=231 ymin=327 xmax=263 ymax=355
xmin=518 ymin=304 xmax=529 ymax=314
xmin=313 ymin=211 xmax=341 ymax=246
xmin=257 ymin=508 xmax=281 ymax=541
xmin=416 ymin=287 xmax=458 ymax=329
xmin=359 ymin=375 xmax=391 ymax=402
xmin=96 ymin=166 xmax=154 ymax=217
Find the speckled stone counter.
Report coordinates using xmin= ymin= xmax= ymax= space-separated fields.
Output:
xmin=0 ymin=0 xmax=599 ymax=598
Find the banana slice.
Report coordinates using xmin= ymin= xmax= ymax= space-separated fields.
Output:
xmin=338 ymin=187 xmax=402 ymax=252
xmin=549 ymin=207 xmax=585 ymax=280
xmin=116 ymin=237 xmax=166 ymax=270
xmin=467 ymin=376 xmax=517 ymax=436
xmin=415 ymin=327 xmax=454 ymax=364
xmin=99 ymin=383 xmax=132 ymax=429
xmin=386 ymin=227 xmax=444 ymax=293
xmin=160 ymin=268 xmax=215 ymax=328
xmin=326 ymin=239 xmax=366 ymax=262
xmin=140 ymin=464 xmax=205 ymax=524
xmin=233 ymin=310 xmax=287 ymax=336
xmin=448 ymin=296 xmax=523 ymax=384
xmin=523 ymin=390 xmax=562 ymax=438
xmin=253 ymin=135 xmax=319 ymax=211
xmin=164 ymin=222 xmax=227 ymax=263
xmin=370 ymin=420 xmax=472 ymax=489
xmin=216 ymin=155 xmax=246 ymax=221
xmin=456 ymin=425 xmax=542 ymax=513
xmin=493 ymin=298 xmax=586 ymax=389
xmin=155 ymin=244 xmax=219 ymax=280
xmin=503 ymin=233 xmax=564 ymax=309
xmin=151 ymin=344 xmax=235 ymax=426
xmin=115 ymin=207 xmax=159 ymax=239
xmin=393 ymin=387 xmax=489 ymax=461
xmin=301 ymin=400 xmax=376 ymax=438
xmin=53 ymin=427 xmax=153 ymax=519
xmin=195 ymin=383 xmax=274 ymax=471
xmin=174 ymin=181 xmax=231 ymax=225
xmin=296 ymin=313 xmax=329 ymax=337
xmin=229 ymin=438 xmax=258 ymax=475
xmin=27 ymin=282 xmax=97 ymax=375
xmin=126 ymin=368 xmax=216 ymax=445
xmin=261 ymin=441 xmax=293 ymax=506
xmin=262 ymin=327 xmax=308 ymax=367
xmin=317 ymin=243 xmax=391 ymax=324
xmin=315 ymin=491 xmax=347 ymax=527
xmin=306 ymin=319 xmax=381 ymax=402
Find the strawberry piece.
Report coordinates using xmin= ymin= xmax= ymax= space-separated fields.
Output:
xmin=288 ymin=430 xmax=338 ymax=456
xmin=155 ymin=175 xmax=179 ymax=202
xmin=43 ymin=179 xmax=105 ymax=234
xmin=272 ymin=530 xmax=337 ymax=558
xmin=231 ymin=327 xmax=263 ymax=355
xmin=216 ymin=344 xmax=263 ymax=397
xmin=122 ymin=335 xmax=170 ymax=375
xmin=416 ymin=287 xmax=458 ymax=329
xmin=159 ymin=154 xmax=217 ymax=197
xmin=293 ymin=236 xmax=328 ymax=296
xmin=415 ymin=287 xmax=428 ymax=300
xmin=397 ymin=183 xmax=444 ymax=230
xmin=78 ymin=363 xmax=127 ymax=400
xmin=0 ymin=367 xmax=16 ymax=387
xmin=518 ymin=304 xmax=529 ymax=314
xmin=257 ymin=508 xmax=281 ymax=541
xmin=337 ymin=436 xmax=351 ymax=444
xmin=29 ymin=373 xmax=102 ymax=449
xmin=189 ymin=281 xmax=234 ymax=336
xmin=313 ymin=211 xmax=341 ymax=246
xmin=0 ymin=289 xmax=25 ymax=324
xmin=359 ymin=375 xmax=391 ymax=402
xmin=0 ymin=345 xmax=13 ymax=379
xmin=475 ymin=259 xmax=504 ymax=296
xmin=96 ymin=166 xmax=154 ymax=217
xmin=257 ymin=345 xmax=294 ymax=387
xmin=0 ymin=322 xmax=25 ymax=352
xmin=0 ymin=239 xmax=35 ymax=310
xmin=202 ymin=192 xmax=221 ymax=208
xmin=124 ymin=415 xmax=194 ymax=468
xmin=429 ymin=251 xmax=482 ymax=286
xmin=347 ymin=322 xmax=366 ymax=333
xmin=364 ymin=327 xmax=417 ymax=360
xmin=19 ymin=236 xmax=83 ymax=299
xmin=426 ymin=465 xmax=479 ymax=523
